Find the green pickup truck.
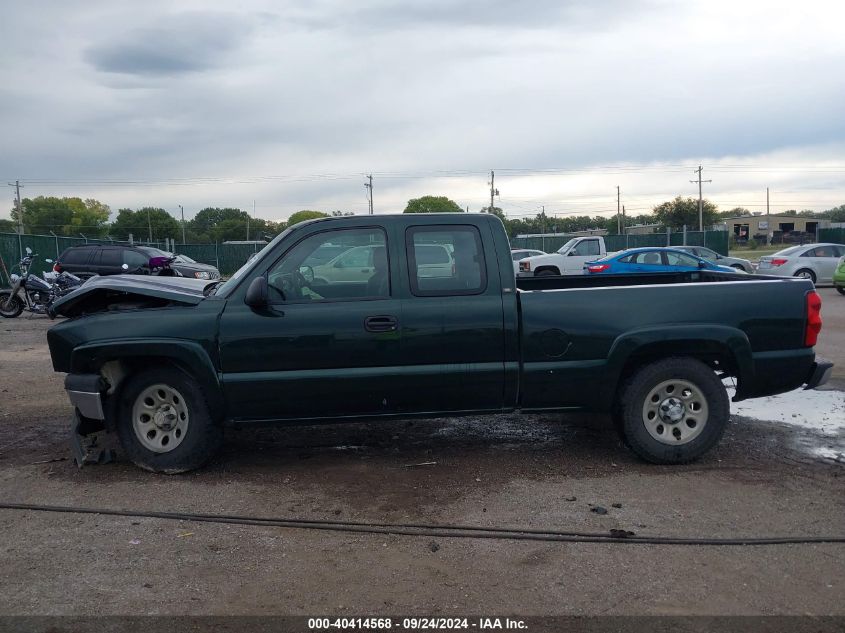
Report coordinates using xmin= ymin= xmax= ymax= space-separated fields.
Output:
xmin=48 ymin=213 xmax=832 ymax=473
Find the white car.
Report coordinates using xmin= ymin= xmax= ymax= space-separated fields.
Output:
xmin=757 ymin=243 xmax=845 ymax=284
xmin=518 ymin=236 xmax=610 ymax=276
xmin=510 ymin=249 xmax=546 ymax=275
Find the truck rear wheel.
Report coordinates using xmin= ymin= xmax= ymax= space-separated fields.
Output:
xmin=616 ymin=357 xmax=729 ymax=464
xmin=116 ymin=367 xmax=222 ymax=473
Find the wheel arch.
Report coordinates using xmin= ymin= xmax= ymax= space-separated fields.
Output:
xmin=600 ymin=325 xmax=753 ymax=408
xmin=69 ymin=340 xmax=224 ymax=428
xmin=534 ymin=265 xmax=561 ymax=276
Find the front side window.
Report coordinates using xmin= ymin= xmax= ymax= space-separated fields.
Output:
xmin=123 ymin=250 xmax=149 ymax=269
xmin=572 ymin=240 xmax=600 ymax=256
xmin=407 ymin=225 xmax=485 ymax=296
xmin=665 ymin=251 xmax=701 ymax=267
xmin=267 ymin=228 xmax=389 ymax=303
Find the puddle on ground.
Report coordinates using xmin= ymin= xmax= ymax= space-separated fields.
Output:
xmin=727 ymin=383 xmax=845 ymax=434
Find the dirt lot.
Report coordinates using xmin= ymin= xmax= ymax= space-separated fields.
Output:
xmin=0 ymin=287 xmax=843 ymax=616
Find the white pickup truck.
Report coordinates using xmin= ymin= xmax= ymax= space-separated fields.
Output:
xmin=517 ymin=236 xmax=611 ymax=276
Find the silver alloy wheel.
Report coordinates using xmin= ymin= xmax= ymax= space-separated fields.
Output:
xmin=641 ymin=379 xmax=708 ymax=445
xmin=796 ymin=270 xmax=814 ymax=279
xmin=131 ymin=383 xmax=190 ymax=453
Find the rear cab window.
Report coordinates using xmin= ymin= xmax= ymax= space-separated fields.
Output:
xmin=406 ymin=225 xmax=486 ymax=296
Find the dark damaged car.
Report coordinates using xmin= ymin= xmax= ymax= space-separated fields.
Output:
xmin=47 ymin=214 xmax=832 ymax=473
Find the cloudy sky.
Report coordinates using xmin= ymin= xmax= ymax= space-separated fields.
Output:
xmin=1 ymin=0 xmax=844 ymax=223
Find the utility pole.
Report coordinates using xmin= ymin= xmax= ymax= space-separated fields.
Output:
xmin=7 ymin=180 xmax=23 ymax=234
xmin=766 ymin=187 xmax=771 ymax=245
xmin=364 ymin=175 xmax=373 ymax=215
xmin=179 ymin=205 xmax=186 ymax=244
xmin=616 ymin=185 xmax=621 ymax=234
xmin=690 ymin=165 xmax=712 ymax=232
xmin=147 ymin=208 xmax=153 ymax=243
xmin=488 ymin=170 xmax=499 ymax=214
xmin=622 ymin=204 xmax=626 ymax=231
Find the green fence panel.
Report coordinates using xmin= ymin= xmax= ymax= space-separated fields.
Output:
xmin=819 ymin=228 xmax=845 ymax=245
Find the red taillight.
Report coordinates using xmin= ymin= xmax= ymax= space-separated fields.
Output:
xmin=587 ymin=264 xmax=610 ymax=273
xmin=805 ymin=291 xmax=822 ymax=347
xmin=519 ymin=261 xmax=530 ymax=271
xmin=53 ymin=263 xmax=62 ymax=272
xmin=770 ymin=258 xmax=788 ymax=266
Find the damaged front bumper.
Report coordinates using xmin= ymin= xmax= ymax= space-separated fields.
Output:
xmin=65 ymin=373 xmax=106 ymax=419
xmin=65 ymin=374 xmax=114 ymax=467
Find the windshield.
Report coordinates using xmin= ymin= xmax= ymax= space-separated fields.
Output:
xmin=174 ymin=254 xmax=196 ymax=263
xmin=773 ymin=246 xmax=804 ymax=256
xmin=213 ymin=227 xmax=294 ymax=297
xmin=556 ymin=239 xmax=578 ymax=254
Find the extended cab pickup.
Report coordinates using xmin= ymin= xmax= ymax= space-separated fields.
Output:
xmin=47 ymin=214 xmax=832 ymax=473
xmin=518 ymin=235 xmax=610 ymax=276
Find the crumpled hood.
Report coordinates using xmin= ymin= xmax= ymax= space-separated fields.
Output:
xmin=50 ymin=274 xmax=215 ymax=318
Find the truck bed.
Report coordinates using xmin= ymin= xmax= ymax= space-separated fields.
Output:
xmin=515 ymin=272 xmax=816 ymax=410
xmin=515 ymin=270 xmax=777 ymax=291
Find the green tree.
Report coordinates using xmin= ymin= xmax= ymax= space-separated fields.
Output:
xmin=652 ymin=196 xmax=718 ymax=230
xmin=0 ymin=218 xmax=16 ymax=233
xmin=71 ymin=198 xmax=111 ymax=236
xmin=188 ymin=207 xmax=247 ymax=242
xmin=403 ymin=196 xmax=463 ymax=214
xmin=826 ymin=204 xmax=845 ymax=222
xmin=719 ymin=207 xmax=750 ymax=219
xmin=13 ymin=196 xmax=74 ymax=235
xmin=109 ymin=207 xmax=179 ymax=242
xmin=287 ymin=210 xmax=329 ymax=226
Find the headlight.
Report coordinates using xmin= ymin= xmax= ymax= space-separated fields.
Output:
xmin=194 ymin=271 xmax=210 ymax=279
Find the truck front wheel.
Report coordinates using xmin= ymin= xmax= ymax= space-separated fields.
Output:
xmin=116 ymin=367 xmax=222 ymax=473
xmin=616 ymin=357 xmax=729 ymax=464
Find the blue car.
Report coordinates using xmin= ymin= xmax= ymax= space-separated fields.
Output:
xmin=584 ymin=247 xmax=738 ymax=275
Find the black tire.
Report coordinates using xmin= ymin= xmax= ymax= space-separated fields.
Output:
xmin=536 ymin=268 xmax=559 ymax=277
xmin=616 ymin=357 xmax=729 ymax=464
xmin=794 ymin=269 xmax=816 ymax=284
xmin=0 ymin=291 xmax=23 ymax=318
xmin=115 ymin=366 xmax=222 ymax=473
xmin=836 ymin=286 xmax=845 ymax=296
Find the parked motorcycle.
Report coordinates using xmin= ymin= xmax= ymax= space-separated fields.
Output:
xmin=0 ymin=248 xmax=83 ymax=318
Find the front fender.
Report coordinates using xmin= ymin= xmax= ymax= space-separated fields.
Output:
xmin=69 ymin=339 xmax=224 ymax=417
xmin=600 ymin=324 xmax=754 ymax=406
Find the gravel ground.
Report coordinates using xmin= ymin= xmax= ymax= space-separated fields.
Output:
xmin=0 ymin=287 xmax=842 ymax=616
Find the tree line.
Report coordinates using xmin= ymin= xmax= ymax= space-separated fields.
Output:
xmin=3 ymin=195 xmax=844 ymax=243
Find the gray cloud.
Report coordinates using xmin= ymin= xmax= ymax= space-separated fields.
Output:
xmin=84 ymin=12 xmax=255 ymax=76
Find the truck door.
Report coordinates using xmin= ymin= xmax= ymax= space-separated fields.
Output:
xmin=218 ymin=225 xmax=405 ymax=421
xmin=398 ymin=223 xmax=506 ymax=413
xmin=563 ymin=238 xmax=602 ymax=274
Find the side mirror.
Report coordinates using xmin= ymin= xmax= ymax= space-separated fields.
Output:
xmin=698 ymin=261 xmax=707 ymax=269
xmin=121 ymin=264 xmax=129 ymax=271
xmin=567 ymin=251 xmax=576 ymax=256
xmin=244 ymin=276 xmax=269 ymax=308
xmin=25 ymin=247 xmax=32 ymax=255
